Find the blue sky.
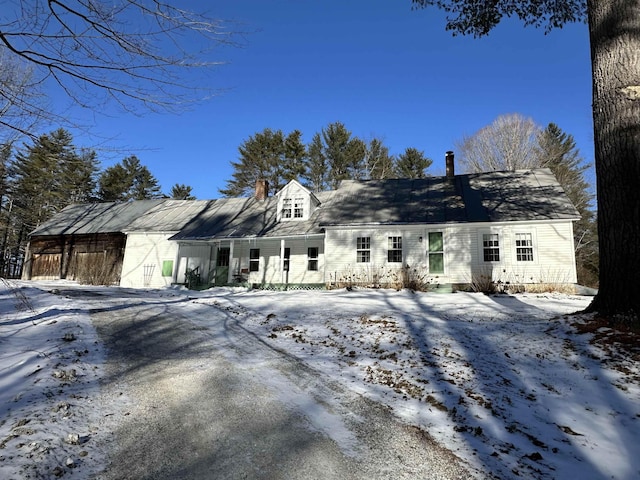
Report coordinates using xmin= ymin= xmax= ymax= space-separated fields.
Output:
xmin=53 ymin=1 xmax=594 ymax=199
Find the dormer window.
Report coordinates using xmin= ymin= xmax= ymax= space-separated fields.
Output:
xmin=282 ymin=198 xmax=292 ymax=219
xmin=277 ymin=180 xmax=320 ymax=222
xmin=294 ymin=197 xmax=304 ymax=218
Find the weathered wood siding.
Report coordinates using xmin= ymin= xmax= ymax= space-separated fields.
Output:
xmin=25 ymin=234 xmax=126 ymax=284
xmin=120 ymin=233 xmax=180 ymax=288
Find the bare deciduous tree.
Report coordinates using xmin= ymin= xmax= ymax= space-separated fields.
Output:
xmin=0 ymin=50 xmax=45 ymax=141
xmin=0 ymin=1 xmax=237 ymax=138
xmin=455 ymin=113 xmax=542 ymax=173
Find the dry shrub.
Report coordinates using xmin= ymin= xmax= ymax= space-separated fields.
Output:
xmin=330 ymin=265 xmax=431 ymax=291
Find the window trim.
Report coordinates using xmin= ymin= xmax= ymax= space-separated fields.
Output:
xmin=515 ymin=232 xmax=535 ymax=262
xmin=307 ymin=247 xmax=319 ymax=271
xmin=282 ymin=198 xmax=292 ymax=219
xmin=356 ymin=236 xmax=371 ymax=263
xmin=387 ymin=236 xmax=403 ymax=263
xmin=249 ymin=248 xmax=260 ymax=272
xmin=282 ymin=247 xmax=291 ymax=271
xmin=294 ymin=197 xmax=305 ymax=218
xmin=482 ymin=233 xmax=500 ymax=262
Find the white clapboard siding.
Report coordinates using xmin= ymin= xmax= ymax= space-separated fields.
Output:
xmin=120 ymin=233 xmax=180 ymax=288
xmin=325 ymin=220 xmax=577 ymax=286
xmin=231 ymin=237 xmax=324 ymax=285
xmin=175 ymin=244 xmax=213 ymax=284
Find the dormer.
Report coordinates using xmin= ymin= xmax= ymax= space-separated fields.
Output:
xmin=276 ymin=180 xmax=320 ymax=222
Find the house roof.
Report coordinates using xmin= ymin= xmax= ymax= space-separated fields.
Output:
xmin=169 ymin=193 xmax=334 ymax=241
xmin=317 ymin=168 xmax=580 ymax=226
xmin=29 ymin=199 xmax=209 ymax=237
xmin=29 ymin=168 xmax=579 ymax=241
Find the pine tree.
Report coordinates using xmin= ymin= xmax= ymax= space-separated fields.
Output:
xmin=321 ymin=122 xmax=366 ymax=189
xmin=98 ymin=163 xmax=130 ymax=202
xmin=97 ymin=156 xmax=162 ymax=202
xmin=395 ymin=148 xmax=432 ymax=178
xmin=170 ymin=183 xmax=195 ymax=200
xmin=536 ymin=123 xmax=598 ymax=287
xmin=304 ymin=133 xmax=328 ymax=192
xmin=220 ymin=128 xmax=292 ymax=197
xmin=283 ymin=130 xmax=307 ymax=182
xmin=11 ymin=129 xmax=95 ymax=229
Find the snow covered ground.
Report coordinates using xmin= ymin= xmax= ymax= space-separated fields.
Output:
xmin=1 ymin=280 xmax=639 ymax=479
xmin=0 ymin=280 xmax=124 ymax=479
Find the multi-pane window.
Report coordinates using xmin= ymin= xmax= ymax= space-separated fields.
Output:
xmin=516 ymin=233 xmax=534 ymax=261
xmin=294 ymin=197 xmax=305 ymax=218
xmin=356 ymin=237 xmax=371 ymax=263
xmin=428 ymin=232 xmax=444 ymax=274
xmin=483 ymin=234 xmax=500 ymax=262
xmin=249 ymin=248 xmax=260 ymax=272
xmin=282 ymin=198 xmax=292 ymax=219
xmin=387 ymin=236 xmax=402 ymax=263
xmin=308 ymin=247 xmax=319 ymax=271
xmin=282 ymin=247 xmax=291 ymax=271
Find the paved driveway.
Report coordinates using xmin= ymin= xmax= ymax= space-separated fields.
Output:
xmin=65 ymin=288 xmax=478 ymax=479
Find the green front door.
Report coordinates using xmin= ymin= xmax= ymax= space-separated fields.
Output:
xmin=215 ymin=247 xmax=230 ymax=285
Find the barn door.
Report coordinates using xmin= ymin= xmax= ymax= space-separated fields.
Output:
xmin=215 ymin=247 xmax=230 ymax=285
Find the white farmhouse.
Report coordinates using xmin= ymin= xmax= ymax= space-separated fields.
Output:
xmin=24 ymin=156 xmax=580 ymax=291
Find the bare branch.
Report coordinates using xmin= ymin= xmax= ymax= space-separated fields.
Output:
xmin=0 ymin=0 xmax=242 ymax=139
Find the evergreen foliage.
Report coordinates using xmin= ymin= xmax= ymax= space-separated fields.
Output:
xmin=321 ymin=122 xmax=367 ymax=188
xmin=304 ymin=133 xmax=329 ymax=192
xmin=537 ymin=123 xmax=598 ymax=287
xmin=225 ymin=122 xmax=433 ymax=194
xmin=219 ymin=129 xmax=304 ymax=197
xmin=395 ymin=148 xmax=433 ymax=178
xmin=97 ymin=156 xmax=162 ymax=202
xmin=170 ymin=184 xmax=196 ymax=200
xmin=11 ymin=129 xmax=98 ymax=229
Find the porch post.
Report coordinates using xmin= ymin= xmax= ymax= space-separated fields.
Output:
xmin=280 ymin=238 xmax=286 ymax=284
xmin=228 ymin=240 xmax=235 ymax=283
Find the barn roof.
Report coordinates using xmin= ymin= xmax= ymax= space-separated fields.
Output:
xmin=29 ymin=199 xmax=209 ymax=237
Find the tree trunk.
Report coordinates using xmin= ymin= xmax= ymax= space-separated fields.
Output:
xmin=586 ymin=0 xmax=640 ymax=323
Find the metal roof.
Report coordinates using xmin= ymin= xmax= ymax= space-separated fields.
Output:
xmin=29 ymin=199 xmax=209 ymax=237
xmin=29 ymin=169 xmax=579 ymax=241
xmin=170 ymin=194 xmax=333 ymax=241
xmin=318 ymin=168 xmax=580 ymax=226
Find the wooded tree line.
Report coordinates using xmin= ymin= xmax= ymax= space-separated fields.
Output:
xmin=220 ymin=122 xmax=433 ymax=197
xmin=0 ymin=128 xmax=194 ymax=277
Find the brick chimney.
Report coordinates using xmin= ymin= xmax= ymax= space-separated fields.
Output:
xmin=255 ymin=179 xmax=269 ymax=200
xmin=445 ymin=151 xmax=455 ymax=178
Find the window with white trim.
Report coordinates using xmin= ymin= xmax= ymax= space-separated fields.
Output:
xmin=388 ymin=236 xmax=402 ymax=263
xmin=356 ymin=237 xmax=370 ymax=263
xmin=294 ymin=197 xmax=305 ymax=218
xmin=515 ymin=233 xmax=534 ymax=261
xmin=282 ymin=198 xmax=292 ymax=219
xmin=308 ymin=247 xmax=319 ymax=271
xmin=483 ymin=233 xmax=500 ymax=262
xmin=249 ymin=249 xmax=260 ymax=272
